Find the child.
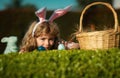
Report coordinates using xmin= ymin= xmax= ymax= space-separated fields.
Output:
xmin=19 ymin=6 xmax=74 ymax=53
xmin=19 ymin=6 xmax=80 ymax=53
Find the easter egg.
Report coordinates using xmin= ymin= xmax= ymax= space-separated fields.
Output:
xmin=58 ymin=44 xmax=65 ymax=50
xmin=38 ymin=46 xmax=46 ymax=51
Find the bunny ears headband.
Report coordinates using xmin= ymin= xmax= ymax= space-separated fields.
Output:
xmin=32 ymin=5 xmax=72 ymax=37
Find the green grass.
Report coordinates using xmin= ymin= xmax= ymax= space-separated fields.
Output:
xmin=0 ymin=48 xmax=120 ymax=78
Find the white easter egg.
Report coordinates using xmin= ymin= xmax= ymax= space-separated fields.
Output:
xmin=58 ymin=44 xmax=65 ymax=50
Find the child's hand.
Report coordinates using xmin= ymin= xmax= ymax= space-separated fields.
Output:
xmin=66 ymin=42 xmax=80 ymax=49
xmin=59 ymin=40 xmax=80 ymax=50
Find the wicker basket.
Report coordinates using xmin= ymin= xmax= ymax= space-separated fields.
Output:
xmin=76 ymin=2 xmax=120 ymax=50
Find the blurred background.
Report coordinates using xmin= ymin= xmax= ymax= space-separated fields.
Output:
xmin=0 ymin=0 xmax=120 ymax=54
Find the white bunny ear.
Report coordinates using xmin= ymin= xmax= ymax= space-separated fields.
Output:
xmin=32 ymin=7 xmax=47 ymax=37
xmin=49 ymin=5 xmax=72 ymax=22
xmin=1 ymin=37 xmax=8 ymax=43
xmin=35 ymin=7 xmax=47 ymax=23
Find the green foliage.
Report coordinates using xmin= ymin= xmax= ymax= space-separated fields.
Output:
xmin=0 ymin=48 xmax=120 ymax=78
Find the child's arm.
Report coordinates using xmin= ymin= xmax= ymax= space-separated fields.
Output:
xmin=66 ymin=42 xmax=80 ymax=49
xmin=60 ymin=40 xmax=80 ymax=50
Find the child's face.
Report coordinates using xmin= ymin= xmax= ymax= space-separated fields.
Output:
xmin=36 ymin=34 xmax=55 ymax=50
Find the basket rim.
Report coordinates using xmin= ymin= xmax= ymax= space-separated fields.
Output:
xmin=76 ymin=29 xmax=118 ymax=37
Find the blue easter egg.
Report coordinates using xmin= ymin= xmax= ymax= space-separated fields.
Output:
xmin=38 ymin=46 xmax=46 ymax=51
xmin=58 ymin=44 xmax=65 ymax=50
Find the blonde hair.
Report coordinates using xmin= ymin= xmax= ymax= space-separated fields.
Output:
xmin=20 ymin=21 xmax=60 ymax=52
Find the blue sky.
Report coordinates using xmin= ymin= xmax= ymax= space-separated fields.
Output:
xmin=0 ymin=0 xmax=78 ymax=11
xmin=0 ymin=0 xmax=120 ymax=11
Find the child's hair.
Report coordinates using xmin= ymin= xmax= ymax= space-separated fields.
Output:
xmin=20 ymin=21 xmax=60 ymax=52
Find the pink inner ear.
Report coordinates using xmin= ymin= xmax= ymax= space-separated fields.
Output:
xmin=32 ymin=7 xmax=47 ymax=37
xmin=49 ymin=5 xmax=72 ymax=22
xmin=35 ymin=7 xmax=46 ymax=23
